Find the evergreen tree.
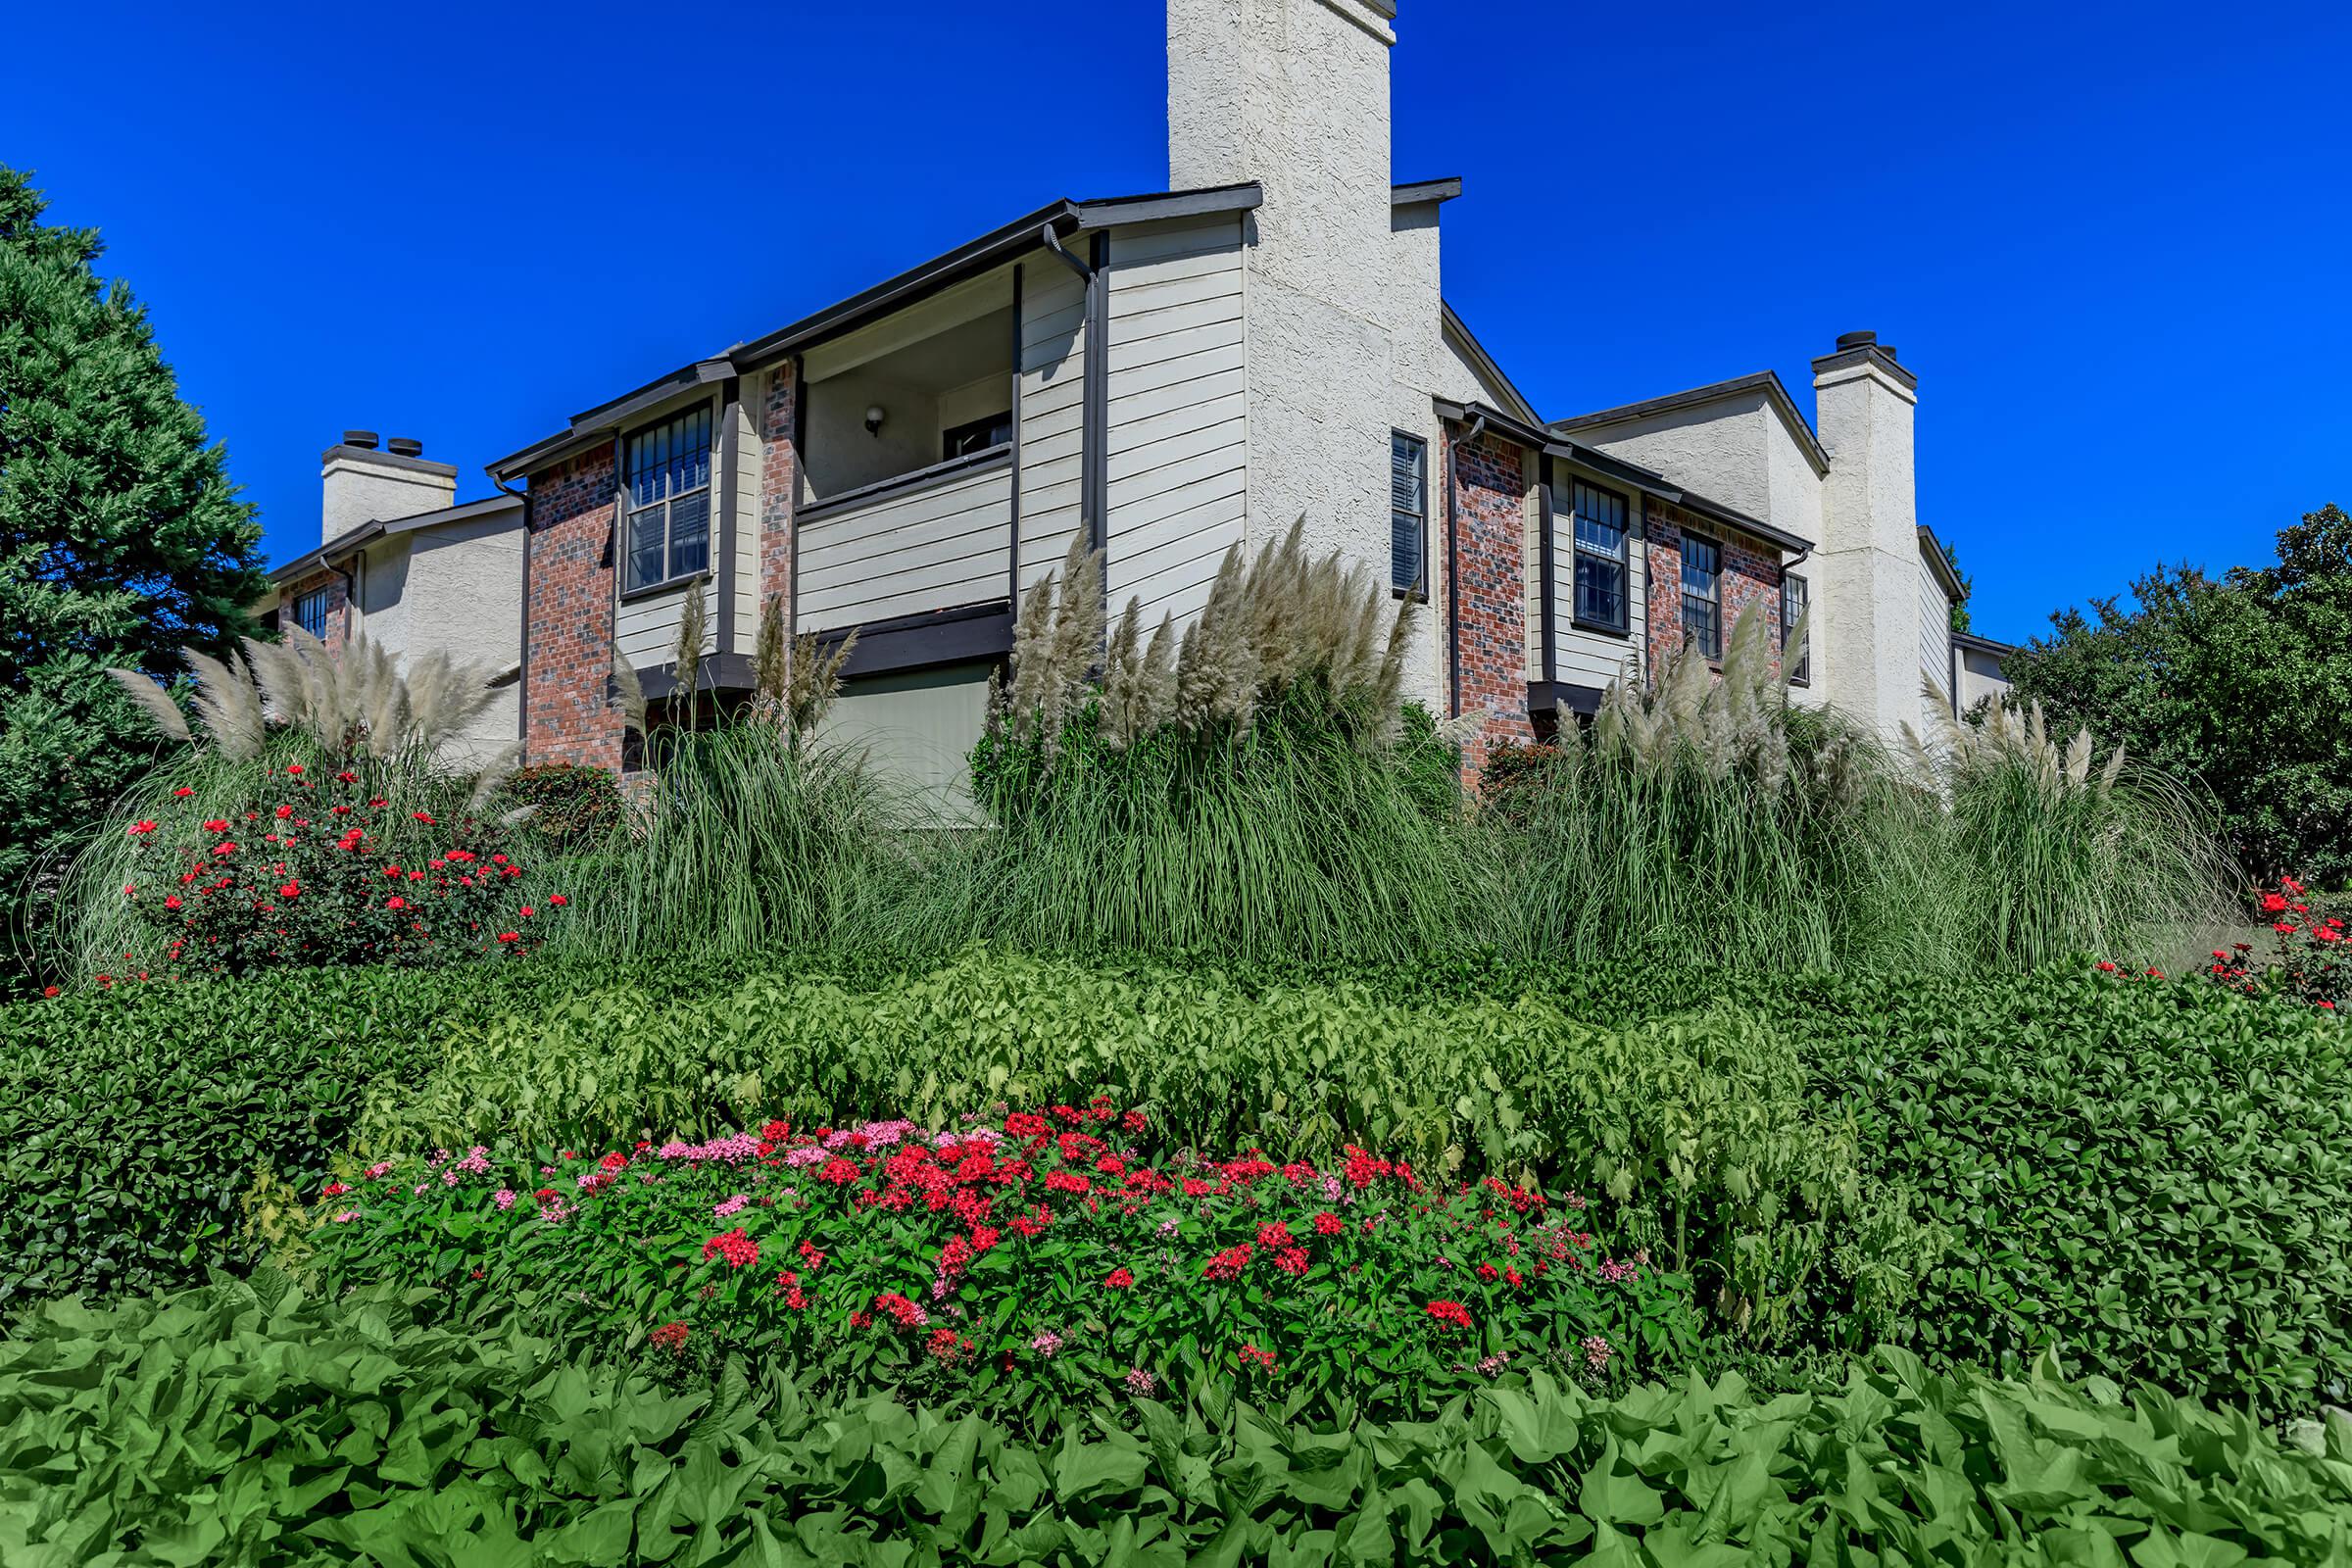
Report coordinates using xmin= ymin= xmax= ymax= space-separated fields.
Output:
xmin=0 ymin=164 xmax=268 ymax=964
xmin=2004 ymin=506 xmax=2352 ymax=886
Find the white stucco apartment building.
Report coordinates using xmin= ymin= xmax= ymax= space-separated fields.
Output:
xmin=280 ymin=0 xmax=2009 ymax=789
xmin=260 ymin=433 xmax=524 ymax=762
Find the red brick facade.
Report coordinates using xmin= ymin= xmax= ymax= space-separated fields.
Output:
xmin=523 ymin=445 xmax=624 ymax=769
xmin=759 ymin=367 xmax=798 ymax=612
xmin=279 ymin=568 xmax=350 ymax=654
xmin=1445 ymin=425 xmax=1534 ymax=783
xmin=1642 ymin=501 xmax=1786 ymax=676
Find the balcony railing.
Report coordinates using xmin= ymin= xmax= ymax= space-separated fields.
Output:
xmin=794 ymin=445 xmax=1014 ymax=636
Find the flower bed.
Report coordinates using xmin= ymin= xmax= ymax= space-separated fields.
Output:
xmin=2205 ymin=876 xmax=2347 ymax=1009
xmin=111 ymin=760 xmax=567 ymax=975
xmin=309 ymin=1102 xmax=1697 ymax=1414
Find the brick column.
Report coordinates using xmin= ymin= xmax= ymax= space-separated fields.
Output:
xmin=758 ymin=365 xmax=798 ymax=613
xmin=1447 ymin=426 xmax=1533 ymax=787
xmin=523 ymin=446 xmax=623 ymax=768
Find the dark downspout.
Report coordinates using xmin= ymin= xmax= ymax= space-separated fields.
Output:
xmin=1445 ymin=414 xmax=1486 ymax=721
xmin=492 ymin=471 xmax=532 ymax=750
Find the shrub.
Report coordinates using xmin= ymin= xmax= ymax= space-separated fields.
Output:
xmin=51 ymin=629 xmax=567 ymax=978
xmin=0 ymin=964 xmax=545 ymax=1305
xmin=547 ymin=722 xmax=908 ymax=960
xmin=306 ymin=1107 xmax=1699 ymax=1419
xmin=2209 ymin=874 xmax=2349 ymax=1009
xmin=366 ymin=952 xmax=1929 ymax=1350
xmin=493 ymin=761 xmax=623 ymax=850
xmin=1753 ymin=965 xmax=2352 ymax=1414
xmin=1488 ymin=617 xmax=2238 ymax=974
xmin=6 ymin=1276 xmax=2349 ymax=1565
xmin=91 ymin=753 xmax=569 ymax=975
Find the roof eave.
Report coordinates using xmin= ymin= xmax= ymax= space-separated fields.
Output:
xmin=493 ymin=185 xmax=1268 ymax=483
xmin=1550 ymin=369 xmax=1831 ymax=477
xmin=1917 ymin=524 xmax=1968 ymax=602
xmin=1435 ymin=397 xmax=1816 ymax=557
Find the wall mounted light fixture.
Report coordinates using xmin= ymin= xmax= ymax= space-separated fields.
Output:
xmin=864 ymin=405 xmax=887 ymax=437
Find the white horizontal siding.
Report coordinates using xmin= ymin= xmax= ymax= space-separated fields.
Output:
xmin=729 ymin=397 xmax=760 ymax=647
xmin=1018 ymin=259 xmax=1088 ymax=593
xmin=797 ymin=461 xmax=1012 ymax=633
xmin=616 ymin=579 xmax=719 ymax=668
xmin=1103 ymin=215 xmax=1246 ymax=623
xmin=1550 ymin=490 xmax=1646 ymax=692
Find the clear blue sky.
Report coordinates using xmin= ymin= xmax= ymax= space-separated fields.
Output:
xmin=6 ymin=0 xmax=2345 ymax=644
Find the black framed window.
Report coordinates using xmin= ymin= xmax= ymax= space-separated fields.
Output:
xmin=1391 ymin=431 xmax=1428 ymax=595
xmin=942 ymin=411 xmax=1013 ymax=460
xmin=623 ymin=405 xmax=714 ymax=594
xmin=1568 ymin=479 xmax=1631 ymax=632
xmin=1782 ymin=573 xmax=1810 ymax=682
xmin=1680 ymin=534 xmax=1722 ymax=660
xmin=294 ymin=586 xmax=333 ymax=640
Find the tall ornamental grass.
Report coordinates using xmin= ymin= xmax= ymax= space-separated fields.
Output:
xmin=1488 ymin=612 xmax=2236 ymax=974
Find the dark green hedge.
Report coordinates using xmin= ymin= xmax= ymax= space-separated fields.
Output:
xmin=8 ymin=954 xmax=2349 ymax=1418
xmin=0 ymin=966 xmax=517 ymax=1305
xmin=5 ymin=1277 xmax=2347 ymax=1566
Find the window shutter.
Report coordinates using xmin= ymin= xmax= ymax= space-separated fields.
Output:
xmin=1391 ymin=434 xmax=1426 ymax=593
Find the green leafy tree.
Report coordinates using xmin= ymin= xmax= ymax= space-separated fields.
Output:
xmin=0 ymin=164 xmax=268 ymax=967
xmin=2003 ymin=505 xmax=2352 ymax=886
xmin=1941 ymin=539 xmax=1974 ymax=632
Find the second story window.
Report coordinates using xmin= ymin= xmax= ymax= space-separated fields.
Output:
xmin=1569 ymin=478 xmax=1630 ymax=632
xmin=294 ymin=585 xmax=333 ymax=641
xmin=1391 ymin=431 xmax=1428 ymax=595
xmin=1782 ymin=572 xmax=1810 ymax=682
xmin=623 ymin=406 xmax=713 ymax=594
xmin=1680 ymin=534 xmax=1722 ymax=661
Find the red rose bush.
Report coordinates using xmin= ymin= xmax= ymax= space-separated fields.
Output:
xmin=307 ymin=1101 xmax=1696 ymax=1415
xmin=110 ymin=760 xmax=569 ymax=974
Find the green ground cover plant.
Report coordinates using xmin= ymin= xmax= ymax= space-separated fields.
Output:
xmin=366 ymin=951 xmax=1920 ymax=1353
xmin=306 ymin=1105 xmax=1699 ymax=1423
xmin=6 ymin=1274 xmax=2348 ymax=1566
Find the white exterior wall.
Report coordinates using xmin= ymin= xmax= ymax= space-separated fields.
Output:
xmin=404 ymin=515 xmax=524 ymax=760
xmin=1957 ymin=646 xmax=2010 ymax=712
xmin=1918 ymin=543 xmax=1954 ymax=723
xmin=1382 ymin=208 xmax=1485 ymax=712
xmin=728 ymin=397 xmax=760 ymax=645
xmin=1017 ymin=259 xmax=1088 ymax=595
xmin=319 ymin=449 xmax=457 ymax=543
xmin=1102 ymin=213 xmax=1249 ymax=624
xmin=795 ymin=460 xmax=1014 ymax=633
xmin=1811 ymin=351 xmax=1922 ymax=741
xmin=1168 ymin=0 xmax=1403 ymax=665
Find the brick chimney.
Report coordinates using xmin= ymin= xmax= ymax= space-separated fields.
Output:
xmin=1810 ymin=331 xmax=1922 ymax=739
xmin=321 ymin=429 xmax=456 ymax=544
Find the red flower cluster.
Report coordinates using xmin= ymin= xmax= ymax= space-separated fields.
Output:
xmin=2204 ymin=876 xmax=2347 ymax=1011
xmin=115 ymin=764 xmax=570 ymax=976
xmin=1425 ymin=1299 xmax=1473 ymax=1331
xmin=702 ymin=1229 xmax=760 ymax=1268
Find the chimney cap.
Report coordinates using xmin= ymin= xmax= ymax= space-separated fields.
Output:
xmin=1836 ymin=330 xmax=1898 ymax=361
xmin=342 ymin=429 xmax=380 ymax=450
xmin=386 ymin=437 xmax=424 ymax=458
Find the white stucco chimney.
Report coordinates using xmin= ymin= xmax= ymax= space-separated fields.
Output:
xmin=1166 ymin=0 xmax=1400 ymax=566
xmin=321 ymin=430 xmax=457 ymax=544
xmin=1810 ymin=332 xmax=1921 ymax=739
